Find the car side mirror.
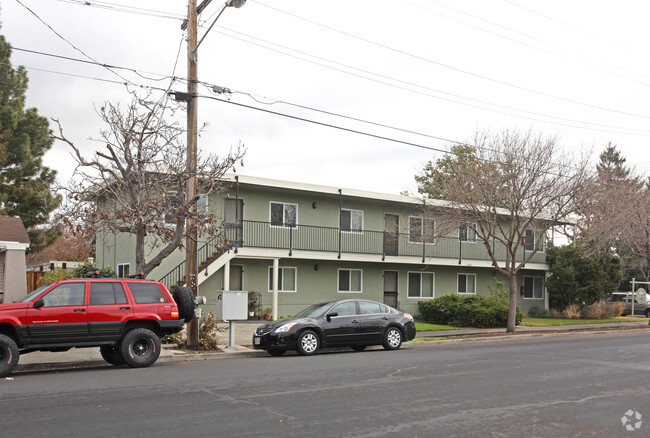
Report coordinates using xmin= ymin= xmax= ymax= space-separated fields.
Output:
xmin=33 ymin=298 xmax=44 ymax=309
xmin=326 ymin=312 xmax=338 ymax=322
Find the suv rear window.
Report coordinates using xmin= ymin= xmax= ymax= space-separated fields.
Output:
xmin=90 ymin=282 xmax=128 ymax=305
xmin=128 ymin=282 xmax=165 ymax=304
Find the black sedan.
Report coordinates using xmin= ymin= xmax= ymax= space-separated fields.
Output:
xmin=252 ymin=299 xmax=416 ymax=356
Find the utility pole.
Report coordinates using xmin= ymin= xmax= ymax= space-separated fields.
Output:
xmin=185 ymin=0 xmax=199 ymax=350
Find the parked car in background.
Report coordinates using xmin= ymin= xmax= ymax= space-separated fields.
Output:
xmin=604 ymin=291 xmax=650 ymax=317
xmin=253 ymin=299 xmax=416 ymax=356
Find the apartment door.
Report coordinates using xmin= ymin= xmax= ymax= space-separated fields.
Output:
xmin=384 ymin=214 xmax=399 ymax=256
xmin=224 ymin=198 xmax=244 ymax=247
xmin=383 ymin=271 xmax=398 ymax=307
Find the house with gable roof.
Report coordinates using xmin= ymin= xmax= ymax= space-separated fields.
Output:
xmin=0 ymin=217 xmax=30 ymax=303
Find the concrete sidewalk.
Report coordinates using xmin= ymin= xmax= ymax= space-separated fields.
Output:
xmin=12 ymin=320 xmax=650 ymax=374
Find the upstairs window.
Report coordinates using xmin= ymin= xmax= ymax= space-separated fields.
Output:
xmin=459 ymin=223 xmax=477 ymax=243
xmin=340 ymin=209 xmax=363 ymax=233
xmin=270 ymin=202 xmax=297 ymax=227
xmin=409 ymin=217 xmax=435 ymax=244
xmin=524 ymin=229 xmax=544 ymax=252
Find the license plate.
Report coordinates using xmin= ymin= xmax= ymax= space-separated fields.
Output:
xmin=254 ymin=337 xmax=261 ymax=345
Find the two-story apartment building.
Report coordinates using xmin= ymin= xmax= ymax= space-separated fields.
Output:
xmin=95 ymin=174 xmax=550 ymax=319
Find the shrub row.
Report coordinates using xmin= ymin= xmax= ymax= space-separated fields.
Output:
xmin=418 ymin=294 xmax=522 ymax=328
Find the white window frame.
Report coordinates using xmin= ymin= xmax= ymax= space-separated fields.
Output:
xmin=337 ymin=268 xmax=363 ymax=293
xmin=197 ymin=194 xmax=209 ymax=214
xmin=270 ymin=201 xmax=298 ymax=228
xmin=457 ymin=273 xmax=476 ymax=295
xmin=117 ymin=263 xmax=130 ymax=278
xmin=407 ymin=271 xmax=435 ymax=299
xmin=459 ymin=223 xmax=477 ymax=243
xmin=524 ymin=229 xmax=545 ymax=253
xmin=267 ymin=266 xmax=297 ymax=293
xmin=340 ymin=208 xmax=364 ymax=233
xmin=523 ymin=276 xmax=544 ymax=300
xmin=409 ymin=216 xmax=436 ymax=244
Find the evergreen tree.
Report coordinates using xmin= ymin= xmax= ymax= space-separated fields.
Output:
xmin=0 ymin=34 xmax=61 ymax=251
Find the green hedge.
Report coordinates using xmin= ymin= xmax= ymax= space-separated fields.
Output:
xmin=418 ymin=294 xmax=521 ymax=328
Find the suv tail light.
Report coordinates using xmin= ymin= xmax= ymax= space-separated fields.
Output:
xmin=171 ymin=304 xmax=179 ymax=319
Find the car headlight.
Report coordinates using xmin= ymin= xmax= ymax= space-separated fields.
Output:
xmin=404 ymin=313 xmax=414 ymax=321
xmin=274 ymin=323 xmax=297 ymax=333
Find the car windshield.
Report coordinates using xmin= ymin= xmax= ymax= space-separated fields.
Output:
xmin=17 ymin=283 xmax=53 ymax=303
xmin=293 ymin=302 xmax=333 ymax=319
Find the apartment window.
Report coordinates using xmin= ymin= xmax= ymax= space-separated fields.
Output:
xmin=197 ymin=194 xmax=208 ymax=214
xmin=338 ymin=269 xmax=362 ymax=293
xmin=409 ymin=217 xmax=435 ymax=244
xmin=270 ymin=202 xmax=297 ymax=227
xmin=524 ymin=229 xmax=544 ymax=252
xmin=524 ymin=276 xmax=544 ymax=299
xmin=458 ymin=273 xmax=476 ymax=294
xmin=268 ymin=267 xmax=297 ymax=292
xmin=117 ymin=263 xmax=130 ymax=278
xmin=340 ymin=209 xmax=363 ymax=233
xmin=164 ymin=191 xmax=182 ymax=225
xmin=459 ymin=223 xmax=477 ymax=242
xmin=408 ymin=272 xmax=434 ymax=298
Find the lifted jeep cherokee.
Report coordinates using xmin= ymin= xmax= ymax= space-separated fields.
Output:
xmin=0 ymin=275 xmax=195 ymax=377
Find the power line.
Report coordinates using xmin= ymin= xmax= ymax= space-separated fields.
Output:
xmin=253 ymin=0 xmax=650 ymax=121
xmin=206 ymin=27 xmax=650 ymax=136
xmin=14 ymin=0 xmax=134 ymax=85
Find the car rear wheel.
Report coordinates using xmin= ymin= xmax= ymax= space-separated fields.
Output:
xmin=0 ymin=334 xmax=19 ymax=377
xmin=267 ymin=348 xmax=287 ymax=356
xmin=100 ymin=344 xmax=126 ymax=365
xmin=172 ymin=286 xmax=196 ymax=323
xmin=645 ymin=308 xmax=650 ymax=318
xmin=120 ymin=328 xmax=161 ymax=368
xmin=296 ymin=330 xmax=319 ymax=356
xmin=383 ymin=327 xmax=403 ymax=350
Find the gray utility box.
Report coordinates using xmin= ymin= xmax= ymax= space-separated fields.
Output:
xmin=215 ymin=291 xmax=249 ymax=321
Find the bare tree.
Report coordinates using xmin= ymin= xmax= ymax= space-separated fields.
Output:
xmin=578 ymin=145 xmax=650 ymax=280
xmin=418 ymin=129 xmax=591 ymax=332
xmin=53 ymin=93 xmax=245 ymax=276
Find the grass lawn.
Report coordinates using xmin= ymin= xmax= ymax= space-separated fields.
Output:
xmin=521 ymin=317 xmax=648 ymax=326
xmin=414 ymin=321 xmax=461 ymax=331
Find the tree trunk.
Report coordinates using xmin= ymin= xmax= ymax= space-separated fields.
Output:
xmin=507 ymin=273 xmax=518 ymax=333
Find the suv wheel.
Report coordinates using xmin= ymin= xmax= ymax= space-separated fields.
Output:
xmin=100 ymin=344 xmax=126 ymax=366
xmin=0 ymin=334 xmax=19 ymax=377
xmin=119 ymin=328 xmax=161 ymax=368
xmin=173 ymin=286 xmax=196 ymax=323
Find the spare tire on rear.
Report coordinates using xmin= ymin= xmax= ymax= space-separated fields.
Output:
xmin=172 ymin=286 xmax=196 ymax=323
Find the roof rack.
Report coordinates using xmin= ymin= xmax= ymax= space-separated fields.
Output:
xmin=85 ymin=270 xmax=103 ymax=278
xmin=128 ymin=272 xmax=146 ymax=279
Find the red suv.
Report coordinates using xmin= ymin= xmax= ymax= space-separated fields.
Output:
xmin=0 ymin=276 xmax=195 ymax=377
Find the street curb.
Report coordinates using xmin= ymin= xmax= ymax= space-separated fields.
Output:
xmin=12 ymin=325 xmax=649 ymax=374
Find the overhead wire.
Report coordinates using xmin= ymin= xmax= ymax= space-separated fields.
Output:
xmin=253 ymin=0 xmax=650 ymax=121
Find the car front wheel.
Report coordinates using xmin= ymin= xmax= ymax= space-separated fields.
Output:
xmin=0 ymin=334 xmax=19 ymax=377
xmin=383 ymin=327 xmax=403 ymax=350
xmin=296 ymin=330 xmax=320 ymax=356
xmin=120 ymin=328 xmax=161 ymax=368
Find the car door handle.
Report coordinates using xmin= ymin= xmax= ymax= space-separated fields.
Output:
xmin=352 ymin=320 xmax=360 ymax=324
xmin=120 ymin=306 xmax=131 ymax=310
xmin=74 ymin=308 xmax=86 ymax=312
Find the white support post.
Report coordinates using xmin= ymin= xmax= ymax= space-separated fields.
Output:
xmin=272 ymin=258 xmax=279 ymax=320
xmin=224 ymin=260 xmax=231 ymax=291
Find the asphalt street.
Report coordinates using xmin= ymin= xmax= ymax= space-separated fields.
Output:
xmin=1 ymin=331 xmax=649 ymax=438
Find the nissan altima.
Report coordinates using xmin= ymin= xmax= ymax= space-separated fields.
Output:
xmin=252 ymin=299 xmax=416 ymax=356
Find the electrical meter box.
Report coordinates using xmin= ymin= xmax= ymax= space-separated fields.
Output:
xmin=215 ymin=291 xmax=248 ymax=321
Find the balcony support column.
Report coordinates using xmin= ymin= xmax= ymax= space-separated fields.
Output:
xmin=272 ymin=258 xmax=279 ymax=320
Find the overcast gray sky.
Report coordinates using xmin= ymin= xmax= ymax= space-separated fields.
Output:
xmin=3 ymin=0 xmax=650 ymax=195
